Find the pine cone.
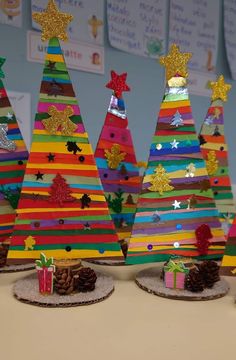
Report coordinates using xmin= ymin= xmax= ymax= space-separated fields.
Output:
xmin=0 ymin=245 xmax=8 ymax=267
xmin=185 ymin=268 xmax=204 ymax=292
xmin=198 ymin=260 xmax=220 ymax=288
xmin=54 ymin=268 xmax=75 ymax=295
xmin=77 ymin=267 xmax=97 ymax=292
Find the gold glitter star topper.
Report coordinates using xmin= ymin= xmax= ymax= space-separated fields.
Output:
xmin=159 ymin=44 xmax=192 ymax=81
xmin=32 ymin=0 xmax=73 ymax=41
xmin=210 ymin=75 xmax=231 ymax=102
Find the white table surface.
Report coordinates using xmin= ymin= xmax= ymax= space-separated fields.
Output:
xmin=0 ymin=262 xmax=235 ymax=360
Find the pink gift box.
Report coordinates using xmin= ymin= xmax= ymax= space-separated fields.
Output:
xmin=165 ymin=271 xmax=186 ymax=289
xmin=36 ymin=266 xmax=54 ymax=294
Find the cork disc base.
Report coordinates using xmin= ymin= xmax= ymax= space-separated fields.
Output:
xmin=135 ymin=267 xmax=229 ymax=301
xmin=0 ymin=263 xmax=35 ymax=273
xmin=87 ymin=259 xmax=126 ymax=266
xmin=13 ymin=271 xmax=114 ymax=307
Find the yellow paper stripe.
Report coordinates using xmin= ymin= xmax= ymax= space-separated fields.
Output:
xmin=7 ymin=249 xmax=122 ymax=259
xmin=161 ymin=100 xmax=190 ymax=109
xmin=201 ymin=143 xmax=228 ymax=151
xmin=144 ymin=168 xmax=208 ymax=182
xmin=221 ymin=256 xmax=236 ymax=267
xmin=22 ymin=191 xmax=105 ymax=202
xmin=26 ymin=163 xmax=97 ymax=171
xmin=33 ymin=129 xmax=89 ymax=139
xmin=130 ymin=229 xmax=224 ymax=244
xmin=45 ymin=54 xmax=64 ymax=62
xmin=30 ymin=142 xmax=93 ymax=154
xmin=118 ymin=232 xmax=130 ymax=240
xmin=17 ymin=206 xmax=107 ymax=214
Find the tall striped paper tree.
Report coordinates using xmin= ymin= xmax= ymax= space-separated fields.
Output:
xmin=7 ymin=0 xmax=123 ymax=264
xmin=126 ymin=44 xmax=226 ymax=265
xmin=221 ymin=215 xmax=236 ymax=275
xmin=0 ymin=58 xmax=28 ymax=266
xmin=94 ymin=71 xmax=141 ymax=245
xmin=199 ymin=75 xmax=235 ymax=235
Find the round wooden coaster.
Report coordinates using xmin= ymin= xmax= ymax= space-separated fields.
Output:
xmin=87 ymin=259 xmax=126 ymax=266
xmin=13 ymin=271 xmax=114 ymax=307
xmin=135 ymin=267 xmax=229 ymax=301
xmin=0 ymin=263 xmax=35 ymax=273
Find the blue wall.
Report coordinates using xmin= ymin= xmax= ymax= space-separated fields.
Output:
xmin=1 ymin=1 xmax=236 ymax=180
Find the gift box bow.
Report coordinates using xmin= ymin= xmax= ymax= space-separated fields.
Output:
xmin=164 ymin=260 xmax=189 ymax=274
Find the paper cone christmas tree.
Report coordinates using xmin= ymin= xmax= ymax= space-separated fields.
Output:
xmin=94 ymin=70 xmax=141 ymax=243
xmin=0 ymin=57 xmax=28 ymax=264
xmin=199 ymin=75 xmax=235 ymax=235
xmin=221 ymin=215 xmax=236 ymax=275
xmin=7 ymin=0 xmax=122 ymax=264
xmin=126 ymin=44 xmax=226 ymax=265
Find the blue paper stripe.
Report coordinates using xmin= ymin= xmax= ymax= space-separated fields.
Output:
xmin=135 ymin=209 xmax=220 ymax=223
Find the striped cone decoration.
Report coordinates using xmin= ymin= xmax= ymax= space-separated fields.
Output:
xmin=126 ymin=44 xmax=226 ymax=265
xmin=199 ymin=75 xmax=235 ymax=235
xmin=94 ymin=70 xmax=141 ymax=246
xmin=0 ymin=57 xmax=28 ymax=265
xmin=7 ymin=1 xmax=122 ymax=264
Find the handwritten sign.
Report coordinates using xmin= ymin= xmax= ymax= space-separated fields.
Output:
xmin=107 ymin=0 xmax=167 ymax=58
xmin=169 ymin=0 xmax=220 ymax=73
xmin=31 ymin=0 xmax=104 ymax=45
xmin=7 ymin=90 xmax=31 ymax=150
xmin=224 ymin=0 xmax=236 ymax=80
xmin=188 ymin=70 xmax=216 ymax=97
xmin=0 ymin=0 xmax=22 ymax=28
xmin=27 ymin=31 xmax=104 ymax=75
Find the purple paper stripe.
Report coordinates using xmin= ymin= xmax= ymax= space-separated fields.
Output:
xmin=98 ymin=168 xmax=139 ymax=181
xmin=133 ymin=221 xmax=221 ymax=235
xmin=0 ymin=151 xmax=28 ymax=161
xmin=103 ymin=183 xmax=141 ymax=194
xmin=158 ymin=113 xmax=193 ymax=123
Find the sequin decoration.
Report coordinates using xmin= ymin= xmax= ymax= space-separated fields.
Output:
xmin=210 ymin=75 xmax=231 ymax=102
xmin=0 ymin=123 xmax=16 ymax=152
xmin=32 ymin=0 xmax=73 ymax=42
xmin=104 ymin=144 xmax=126 ymax=169
xmin=159 ymin=44 xmax=192 ymax=80
xmin=42 ymin=105 xmax=77 ymax=136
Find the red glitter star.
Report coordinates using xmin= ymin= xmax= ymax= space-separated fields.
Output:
xmin=106 ymin=70 xmax=130 ymax=98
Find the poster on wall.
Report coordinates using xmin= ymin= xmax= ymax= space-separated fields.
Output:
xmin=31 ymin=0 xmax=104 ymax=46
xmin=27 ymin=31 xmax=104 ymax=75
xmin=188 ymin=70 xmax=216 ymax=97
xmin=169 ymin=0 xmax=220 ymax=73
xmin=224 ymin=0 xmax=236 ymax=80
xmin=107 ymin=0 xmax=167 ymax=58
xmin=7 ymin=90 xmax=31 ymax=150
xmin=0 ymin=0 xmax=22 ymax=28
